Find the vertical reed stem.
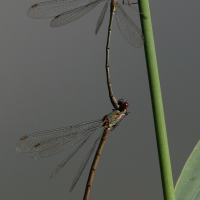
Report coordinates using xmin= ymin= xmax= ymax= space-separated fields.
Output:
xmin=138 ymin=1 xmax=175 ymax=200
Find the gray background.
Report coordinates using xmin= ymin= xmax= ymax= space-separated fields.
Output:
xmin=1 ymin=0 xmax=200 ymax=199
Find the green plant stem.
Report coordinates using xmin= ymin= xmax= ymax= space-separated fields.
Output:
xmin=138 ymin=1 xmax=175 ymax=200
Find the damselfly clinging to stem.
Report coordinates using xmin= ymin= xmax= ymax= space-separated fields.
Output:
xmin=27 ymin=0 xmax=145 ymax=47
xmin=16 ymin=99 xmax=129 ymax=200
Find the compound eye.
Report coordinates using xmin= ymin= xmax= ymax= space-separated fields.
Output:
xmin=123 ymin=102 xmax=129 ymax=109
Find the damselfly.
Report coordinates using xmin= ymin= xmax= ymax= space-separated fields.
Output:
xmin=16 ymin=99 xmax=129 ymax=200
xmin=27 ymin=0 xmax=144 ymax=47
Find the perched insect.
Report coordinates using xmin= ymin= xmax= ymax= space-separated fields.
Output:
xmin=16 ymin=99 xmax=129 ymax=197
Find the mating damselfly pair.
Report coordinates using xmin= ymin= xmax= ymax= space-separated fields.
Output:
xmin=16 ymin=0 xmax=144 ymax=199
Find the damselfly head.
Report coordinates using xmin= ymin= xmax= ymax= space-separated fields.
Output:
xmin=123 ymin=102 xmax=129 ymax=109
xmin=119 ymin=101 xmax=129 ymax=111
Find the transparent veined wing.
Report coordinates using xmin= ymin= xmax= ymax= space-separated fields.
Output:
xmin=27 ymin=0 xmax=102 ymax=19
xmin=50 ymin=127 xmax=100 ymax=178
xmin=50 ymin=0 xmax=104 ymax=27
xmin=70 ymin=130 xmax=103 ymax=192
xmin=16 ymin=119 xmax=103 ymax=159
xmin=115 ymin=2 xmax=144 ymax=48
xmin=95 ymin=0 xmax=110 ymax=35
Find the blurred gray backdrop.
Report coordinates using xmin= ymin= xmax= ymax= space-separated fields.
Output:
xmin=1 ymin=0 xmax=200 ymax=199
